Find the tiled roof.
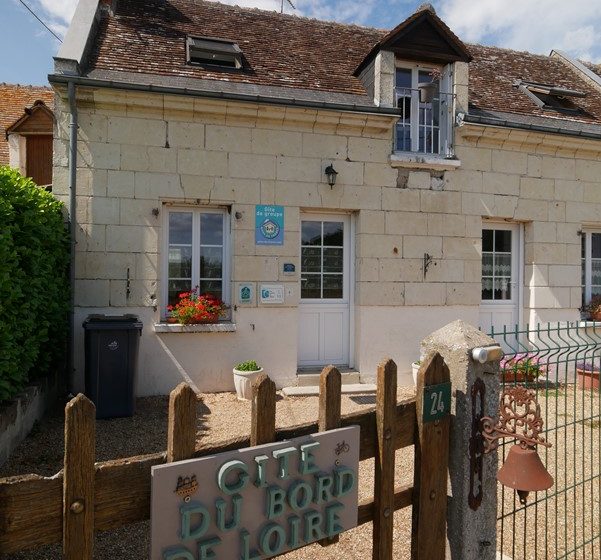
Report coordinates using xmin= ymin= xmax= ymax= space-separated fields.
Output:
xmin=85 ymin=0 xmax=601 ymax=128
xmin=0 ymin=83 xmax=54 ymax=165
xmin=88 ymin=0 xmax=383 ymax=96
xmin=468 ymin=44 xmax=601 ymax=124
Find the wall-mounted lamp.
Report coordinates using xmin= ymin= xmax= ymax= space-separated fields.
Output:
xmin=324 ymin=164 xmax=338 ymax=188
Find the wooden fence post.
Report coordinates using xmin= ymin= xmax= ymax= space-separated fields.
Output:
xmin=63 ymin=394 xmax=96 ymax=560
xmin=373 ymin=358 xmax=397 ymax=560
xmin=167 ymin=383 xmax=197 ymax=463
xmin=411 ymin=352 xmax=451 ymax=560
xmin=318 ymin=365 xmax=341 ymax=546
xmin=251 ymin=374 xmax=276 ymax=446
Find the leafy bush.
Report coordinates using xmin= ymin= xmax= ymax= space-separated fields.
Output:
xmin=234 ymin=360 xmax=261 ymax=372
xmin=0 ymin=166 xmax=70 ymax=401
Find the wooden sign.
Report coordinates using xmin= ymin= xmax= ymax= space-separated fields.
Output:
xmin=151 ymin=426 xmax=360 ymax=559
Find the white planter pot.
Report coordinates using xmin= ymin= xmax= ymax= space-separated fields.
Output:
xmin=232 ymin=367 xmax=263 ymax=400
xmin=418 ymin=82 xmax=438 ymax=103
xmin=412 ymin=362 xmax=421 ymax=386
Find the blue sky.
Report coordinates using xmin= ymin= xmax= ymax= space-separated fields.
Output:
xmin=2 ymin=0 xmax=601 ymax=86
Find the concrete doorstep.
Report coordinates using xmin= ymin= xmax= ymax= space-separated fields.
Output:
xmin=281 ymin=383 xmax=376 ymax=397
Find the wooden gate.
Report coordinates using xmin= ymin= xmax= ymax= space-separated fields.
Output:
xmin=0 ymin=354 xmax=450 ymax=559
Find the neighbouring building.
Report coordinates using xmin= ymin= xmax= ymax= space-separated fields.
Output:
xmin=0 ymin=83 xmax=54 ymax=188
xmin=51 ymin=0 xmax=601 ymax=395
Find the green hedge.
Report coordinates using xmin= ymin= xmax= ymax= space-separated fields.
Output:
xmin=0 ymin=166 xmax=70 ymax=401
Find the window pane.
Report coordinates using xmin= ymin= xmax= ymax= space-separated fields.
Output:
xmin=482 ymin=254 xmax=493 ymax=276
xmin=482 ymin=278 xmax=493 ymax=301
xmin=199 ymin=246 xmax=223 ymax=279
xmin=198 ymin=280 xmax=222 ymax=300
xmin=494 ymin=254 xmax=512 ymax=277
xmin=301 ymin=247 xmax=321 ymax=272
xmin=200 ymin=213 xmax=223 ymax=245
xmin=301 ymin=274 xmax=321 ymax=299
xmin=592 ymin=233 xmax=601 ymax=259
xmin=395 ymin=68 xmax=411 ymax=89
xmin=169 ymin=212 xmax=193 ymax=244
xmin=323 ymin=248 xmax=343 ymax=273
xmin=418 ymin=70 xmax=433 ymax=84
xmin=169 ymin=246 xmax=192 ymax=278
xmin=323 ymin=275 xmax=343 ymax=299
xmin=168 ymin=279 xmax=192 ymax=306
xmin=494 ymin=278 xmax=511 ymax=300
xmin=592 ymin=259 xmax=601 ymax=288
xmin=323 ymin=222 xmax=343 ymax=246
xmin=395 ymin=123 xmax=411 ymax=152
xmin=482 ymin=230 xmax=493 ymax=252
xmin=302 ymin=221 xmax=321 ymax=246
xmin=494 ymin=230 xmax=512 ymax=252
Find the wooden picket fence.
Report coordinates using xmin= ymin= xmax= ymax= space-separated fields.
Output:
xmin=0 ymin=353 xmax=451 ymax=559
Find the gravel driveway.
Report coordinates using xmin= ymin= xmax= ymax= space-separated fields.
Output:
xmin=2 ymin=385 xmax=599 ymax=560
xmin=0 ymin=389 xmax=416 ymax=560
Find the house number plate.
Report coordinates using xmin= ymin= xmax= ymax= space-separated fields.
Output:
xmin=423 ymin=382 xmax=451 ymax=423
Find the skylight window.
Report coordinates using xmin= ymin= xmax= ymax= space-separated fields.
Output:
xmin=516 ymin=80 xmax=586 ymax=114
xmin=186 ymin=36 xmax=242 ymax=69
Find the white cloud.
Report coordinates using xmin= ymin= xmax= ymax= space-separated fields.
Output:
xmin=436 ymin=0 xmax=601 ymax=62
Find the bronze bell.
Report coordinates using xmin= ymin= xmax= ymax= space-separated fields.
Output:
xmin=497 ymin=444 xmax=554 ymax=505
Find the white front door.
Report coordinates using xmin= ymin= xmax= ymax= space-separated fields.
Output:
xmin=479 ymin=223 xmax=521 ymax=336
xmin=298 ymin=214 xmax=350 ymax=367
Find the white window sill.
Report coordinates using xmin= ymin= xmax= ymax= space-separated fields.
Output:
xmin=389 ymin=152 xmax=461 ymax=171
xmin=154 ymin=322 xmax=236 ymax=333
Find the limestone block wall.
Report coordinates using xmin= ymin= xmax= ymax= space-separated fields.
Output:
xmin=453 ymin=124 xmax=600 ymax=325
xmin=51 ymin=85 xmax=599 ymax=394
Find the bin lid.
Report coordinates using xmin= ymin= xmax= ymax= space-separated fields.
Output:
xmin=82 ymin=314 xmax=143 ymax=330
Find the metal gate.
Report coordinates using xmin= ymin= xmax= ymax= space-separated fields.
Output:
xmin=490 ymin=323 xmax=601 ymax=559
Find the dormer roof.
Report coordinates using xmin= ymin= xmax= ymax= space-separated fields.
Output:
xmin=354 ymin=4 xmax=472 ymax=76
xmin=6 ymin=100 xmax=55 ymax=136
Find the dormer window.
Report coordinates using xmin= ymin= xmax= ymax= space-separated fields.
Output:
xmin=394 ymin=63 xmax=454 ymax=156
xmin=186 ymin=36 xmax=242 ymax=69
xmin=517 ymin=80 xmax=585 ymax=114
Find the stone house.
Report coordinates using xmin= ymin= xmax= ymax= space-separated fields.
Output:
xmin=0 ymin=83 xmax=54 ymax=187
xmin=51 ymin=0 xmax=601 ymax=394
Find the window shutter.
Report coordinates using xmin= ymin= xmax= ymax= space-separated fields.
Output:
xmin=439 ymin=63 xmax=454 ymax=157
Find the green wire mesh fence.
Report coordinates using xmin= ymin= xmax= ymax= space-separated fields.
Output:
xmin=490 ymin=322 xmax=601 ymax=560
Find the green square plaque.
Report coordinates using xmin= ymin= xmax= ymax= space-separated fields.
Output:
xmin=423 ymin=382 xmax=451 ymax=423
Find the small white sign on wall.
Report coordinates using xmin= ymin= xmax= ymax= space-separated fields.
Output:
xmin=259 ymin=284 xmax=284 ymax=304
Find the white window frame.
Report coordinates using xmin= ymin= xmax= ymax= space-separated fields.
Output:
xmin=394 ymin=61 xmax=453 ymax=156
xmin=161 ymin=205 xmax=231 ymax=319
xmin=581 ymin=230 xmax=601 ymax=306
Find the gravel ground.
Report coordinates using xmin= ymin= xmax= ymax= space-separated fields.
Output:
xmin=2 ymin=384 xmax=600 ymax=560
xmin=0 ymin=388 xmax=416 ymax=560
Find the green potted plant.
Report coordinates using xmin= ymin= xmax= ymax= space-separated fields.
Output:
xmin=584 ymin=295 xmax=601 ymax=321
xmin=233 ymin=360 xmax=263 ymax=400
xmin=167 ymin=288 xmax=228 ymax=325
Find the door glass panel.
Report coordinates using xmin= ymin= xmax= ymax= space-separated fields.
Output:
xmin=301 ymin=247 xmax=321 ymax=272
xmin=494 ymin=278 xmax=511 ymax=300
xmin=323 ymin=275 xmax=343 ymax=299
xmin=482 ymin=229 xmax=493 ymax=252
xmin=494 ymin=230 xmax=512 ymax=252
xmin=482 ymin=228 xmax=514 ymax=302
xmin=301 ymin=274 xmax=321 ymax=299
xmin=323 ymin=222 xmax=343 ymax=246
xmin=301 ymin=219 xmax=345 ymax=300
xmin=302 ymin=221 xmax=321 ymax=245
xmin=323 ymin=248 xmax=343 ymax=273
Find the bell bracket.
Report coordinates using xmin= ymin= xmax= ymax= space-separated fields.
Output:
xmin=481 ymin=386 xmax=552 ymax=453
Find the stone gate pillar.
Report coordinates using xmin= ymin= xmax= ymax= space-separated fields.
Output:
xmin=421 ymin=320 xmax=502 ymax=560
